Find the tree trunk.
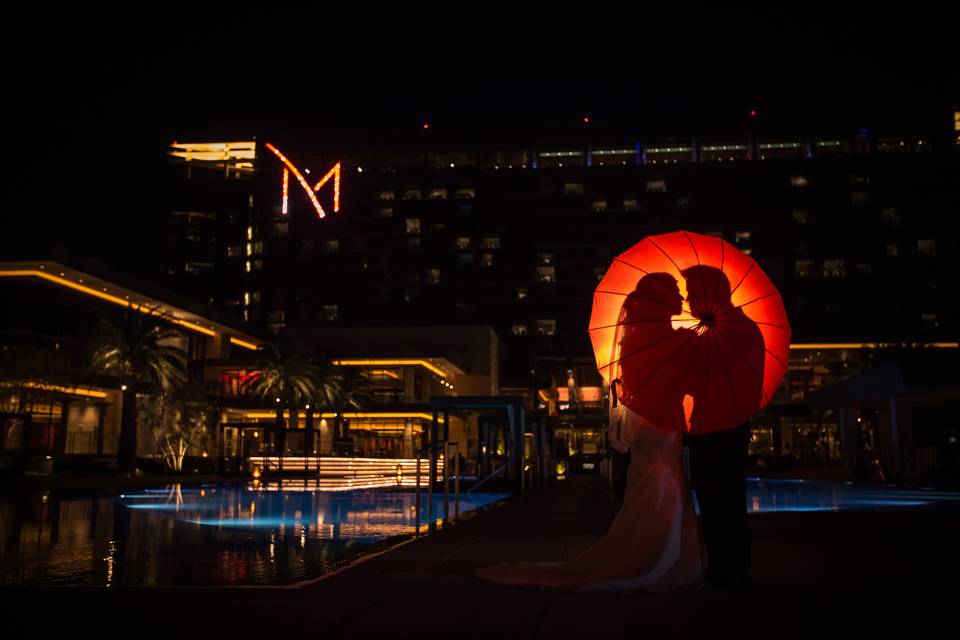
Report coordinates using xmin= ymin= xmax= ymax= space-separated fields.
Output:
xmin=118 ymin=385 xmax=138 ymax=473
xmin=305 ymin=408 xmax=315 ymax=455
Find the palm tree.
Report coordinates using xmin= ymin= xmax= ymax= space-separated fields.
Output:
xmin=329 ymin=366 xmax=370 ymax=455
xmin=92 ymin=308 xmax=186 ymax=473
xmin=302 ymin=358 xmax=341 ymax=455
xmin=242 ymin=343 xmax=324 ymax=458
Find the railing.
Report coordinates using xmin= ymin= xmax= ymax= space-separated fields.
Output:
xmin=468 ymin=462 xmax=510 ymax=494
xmin=414 ymin=440 xmax=462 ymax=534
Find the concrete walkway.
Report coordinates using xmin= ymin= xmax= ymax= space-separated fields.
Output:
xmin=4 ymin=475 xmax=958 ymax=638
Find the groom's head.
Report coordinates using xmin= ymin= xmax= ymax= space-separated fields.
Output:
xmin=681 ymin=266 xmax=732 ymax=316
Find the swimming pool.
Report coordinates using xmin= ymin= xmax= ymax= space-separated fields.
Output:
xmin=0 ymin=484 xmax=508 ymax=587
xmin=2 ymin=478 xmax=959 ymax=586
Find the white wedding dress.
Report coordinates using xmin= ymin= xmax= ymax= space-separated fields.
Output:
xmin=477 ymin=403 xmax=706 ymax=592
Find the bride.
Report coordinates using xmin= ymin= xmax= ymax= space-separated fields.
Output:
xmin=477 ymin=273 xmax=706 ymax=592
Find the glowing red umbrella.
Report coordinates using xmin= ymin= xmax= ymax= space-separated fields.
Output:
xmin=590 ymin=230 xmax=790 ymax=435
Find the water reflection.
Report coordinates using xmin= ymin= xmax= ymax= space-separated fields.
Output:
xmin=745 ymin=478 xmax=960 ymax=513
xmin=0 ymin=484 xmax=508 ymax=586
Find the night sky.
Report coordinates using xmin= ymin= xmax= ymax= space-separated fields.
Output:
xmin=6 ymin=5 xmax=956 ymax=274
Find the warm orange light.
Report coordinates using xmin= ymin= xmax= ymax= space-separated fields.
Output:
xmin=312 ymin=162 xmax=341 ymax=213
xmin=6 ymin=381 xmax=108 ymax=399
xmin=281 ymin=168 xmax=289 ymax=215
xmin=229 ymin=337 xmax=260 ymax=351
xmin=332 ymin=358 xmax=450 ymax=379
xmin=240 ymin=411 xmax=444 ymax=422
xmin=264 ymin=143 xmax=326 ymax=218
xmin=423 ymin=123 xmax=430 ymax=129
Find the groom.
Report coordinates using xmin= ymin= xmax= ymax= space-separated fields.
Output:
xmin=681 ymin=265 xmax=763 ymax=588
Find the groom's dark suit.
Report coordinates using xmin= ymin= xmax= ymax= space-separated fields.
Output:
xmin=684 ymin=421 xmax=751 ymax=585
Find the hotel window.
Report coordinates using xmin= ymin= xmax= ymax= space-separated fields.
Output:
xmin=425 ymin=268 xmax=441 ymax=284
xmin=244 ymin=260 xmax=251 ymax=273
xmin=735 ymin=231 xmax=752 ymax=245
xmin=321 ymin=305 xmax=339 ymax=322
xmin=456 ymin=236 xmax=472 ymax=250
xmin=457 ymin=253 xmax=474 ymax=268
xmin=322 ymin=239 xmax=340 ymax=253
xmin=406 ymin=218 xmax=421 ymax=234
xmin=407 ymin=237 xmax=421 ymax=250
xmin=921 ymin=313 xmax=943 ymax=329
xmin=592 ymin=199 xmax=608 ymax=212
xmin=512 ymin=322 xmax=528 ymax=336
xmin=538 ymin=252 xmax=554 ymax=266
xmin=455 ymin=188 xmax=476 ymax=199
xmin=227 ymin=245 xmax=242 ymax=257
xmin=792 ymin=209 xmax=810 ymax=224
xmin=428 ymin=188 xmax=448 ymax=200
xmin=402 ymin=189 xmax=422 ymax=200
xmin=272 ymin=221 xmax=289 ymax=237
xmin=645 ymin=179 xmax=666 ymax=193
xmin=794 ymin=260 xmax=815 ymax=278
xmin=856 ymin=262 xmax=872 ymax=275
xmin=851 ymin=191 xmax=868 ymax=204
xmin=375 ymin=206 xmax=394 ymax=218
xmin=516 ymin=287 xmax=528 ymax=300
xmin=481 ymin=236 xmax=501 ymax=249
xmin=623 ymin=197 xmax=639 ymax=210
xmin=243 ymin=291 xmax=261 ymax=305
xmin=537 ymin=266 xmax=556 ymax=283
xmin=481 ymin=253 xmax=494 ymax=267
xmin=823 ymin=260 xmax=845 ymax=278
xmin=790 ymin=175 xmax=808 ymax=188
xmin=378 ymin=190 xmax=396 ymax=201
xmin=886 ymin=243 xmax=900 ymax=257
xmin=917 ymin=239 xmax=937 ymax=257
xmin=536 ymin=319 xmax=558 ymax=336
xmin=563 ymin=182 xmax=585 ymax=195
xmin=880 ymin=207 xmax=902 ymax=223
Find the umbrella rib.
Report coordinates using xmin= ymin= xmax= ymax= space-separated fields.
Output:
xmin=716 ymin=291 xmax=782 ymax=319
xmin=712 ymin=238 xmax=726 ymax=312
xmin=727 ymin=260 xmax=755 ymax=301
xmin=612 ymin=257 xmax=685 ymax=298
xmin=720 ymin=318 xmax=792 ymax=332
xmin=714 ymin=328 xmax=770 ymax=406
xmin=655 ymin=328 xmax=707 ymax=432
xmin=590 ymin=316 xmax=698 ymax=331
xmin=601 ymin=328 xmax=698 ymax=381
xmin=645 ymin=237 xmax=685 ymax=275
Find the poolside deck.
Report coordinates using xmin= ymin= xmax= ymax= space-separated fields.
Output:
xmin=5 ymin=474 xmax=958 ymax=637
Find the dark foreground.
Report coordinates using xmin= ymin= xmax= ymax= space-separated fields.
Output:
xmin=4 ymin=475 xmax=958 ymax=638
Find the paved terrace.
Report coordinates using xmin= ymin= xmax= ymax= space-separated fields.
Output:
xmin=5 ymin=475 xmax=958 ymax=638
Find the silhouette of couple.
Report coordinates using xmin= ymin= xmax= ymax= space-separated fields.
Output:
xmin=478 ymin=266 xmax=764 ymax=590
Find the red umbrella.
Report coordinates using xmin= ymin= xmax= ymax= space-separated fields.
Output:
xmin=590 ymin=230 xmax=790 ymax=435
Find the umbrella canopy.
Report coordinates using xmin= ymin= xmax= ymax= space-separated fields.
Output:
xmin=590 ymin=230 xmax=790 ymax=435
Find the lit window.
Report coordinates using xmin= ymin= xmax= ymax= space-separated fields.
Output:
xmin=227 ymin=245 xmax=242 ymax=257
xmin=735 ymin=231 xmax=752 ymax=245
xmin=406 ymin=218 xmax=421 ymax=235
xmin=402 ymin=189 xmax=422 ymax=200
xmin=425 ymin=268 xmax=441 ymax=284
xmin=455 ymin=188 xmax=476 ymax=199
xmin=253 ymin=259 xmax=262 ymax=271
xmin=516 ymin=287 xmax=528 ymax=300
xmin=794 ymin=260 xmax=815 ymax=278
xmin=246 ymin=226 xmax=254 ymax=241
xmin=536 ymin=319 xmax=558 ymax=336
xmin=537 ymin=266 xmax=556 ymax=283
xmin=322 ymin=239 xmax=340 ymax=253
xmin=378 ymin=190 xmax=396 ymax=201
xmin=321 ymin=305 xmax=339 ymax=321
xmin=537 ymin=253 xmax=554 ymax=265
xmin=243 ymin=291 xmax=261 ymax=305
xmin=790 ymin=175 xmax=808 ymax=188
xmin=481 ymin=236 xmax=501 ymax=249
xmin=917 ymin=239 xmax=937 ymax=256
xmin=623 ymin=198 xmax=639 ymax=210
xmin=645 ymin=179 xmax=666 ymax=193
xmin=563 ymin=182 xmax=585 ymax=195
xmin=823 ymin=260 xmax=845 ymax=278
xmin=792 ymin=209 xmax=810 ymax=224
xmin=481 ymin=253 xmax=494 ymax=267
xmin=592 ymin=199 xmax=608 ymax=212
xmin=511 ymin=322 xmax=528 ymax=336
xmin=456 ymin=236 xmax=472 ymax=250
xmin=428 ymin=188 xmax=448 ymax=200
xmin=272 ymin=221 xmax=289 ymax=237
xmin=244 ymin=260 xmax=251 ymax=273
xmin=375 ymin=206 xmax=394 ymax=218
xmin=880 ymin=208 xmax=902 ymax=223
